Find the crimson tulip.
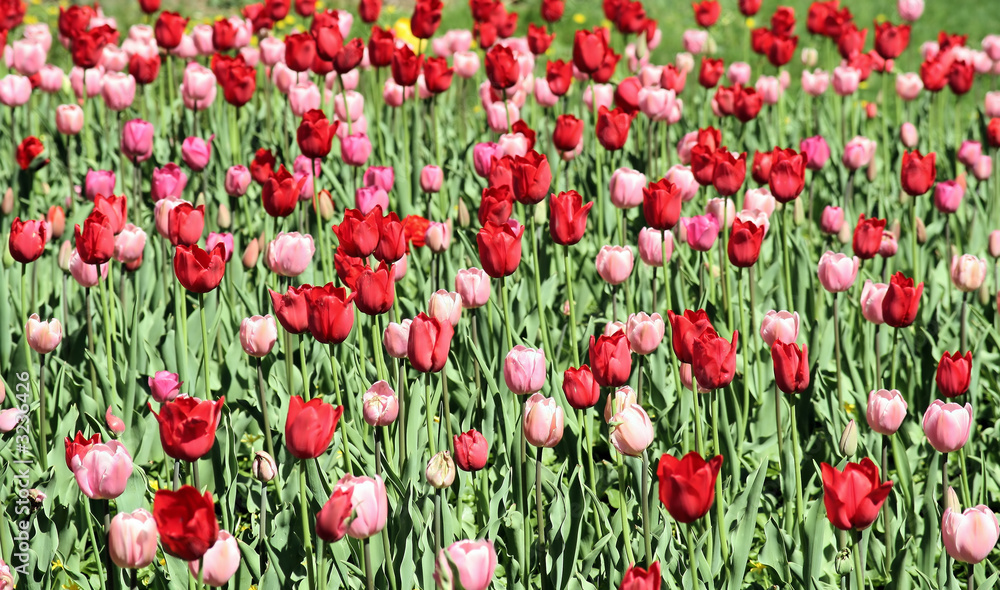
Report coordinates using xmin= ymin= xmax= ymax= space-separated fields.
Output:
xmin=150 ymin=395 xmax=225 ymax=462
xmin=173 ymin=244 xmax=227 ymax=293
xmin=563 ymin=365 xmax=601 ymax=409
xmin=900 ymin=150 xmax=936 ymax=196
xmin=712 ymin=150 xmax=747 ymax=196
xmin=285 ymin=395 xmax=343 ymax=459
xmin=935 ymin=351 xmax=972 ymax=398
xmin=821 ymin=458 xmax=893 ymax=530
xmin=153 ymin=486 xmax=219 ymax=560
xmin=552 ymin=114 xmax=583 ymax=152
xmin=768 ymin=149 xmax=805 ymax=202
xmin=269 ymin=285 xmax=312 ymax=334
xmin=477 ymin=220 xmax=524 ymax=278
xmin=407 ymin=312 xmax=454 ymax=373
xmin=692 ymin=331 xmax=738 ymax=390
xmin=657 ymin=452 xmax=723 ymax=523
xmin=75 ymin=211 xmax=115 ymax=265
xmin=485 ymin=45 xmax=519 ymax=90
xmin=588 ymin=332 xmax=632 ymax=387
xmin=772 ymin=341 xmax=810 ymax=394
xmin=305 ymin=283 xmax=356 ymax=344
xmin=9 ymin=217 xmax=47 ymax=264
xmin=642 ymin=179 xmax=682 ymax=230
xmin=168 ymin=203 xmax=205 ymax=247
xmin=354 ymin=262 xmax=395 ymax=316
xmin=698 ymin=57 xmax=724 ymax=88
xmin=728 ymin=219 xmax=764 ymax=267
xmin=453 ymin=429 xmax=488 ymax=471
xmin=881 ymin=272 xmax=923 ymax=328
xmin=335 ymin=207 xmax=381 ymax=258
xmin=852 ymin=214 xmax=886 ymax=260
xmin=410 ymin=0 xmax=442 ymax=39
xmin=511 ymin=151 xmax=552 ymax=205
xmin=666 ymin=309 xmax=717 ymax=365
xmin=549 ymin=190 xmax=593 ymax=246
xmin=297 ymin=109 xmax=337 ymax=159
xmin=596 ymin=106 xmax=631 ymax=151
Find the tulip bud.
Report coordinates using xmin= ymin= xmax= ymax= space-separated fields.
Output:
xmin=989 ymin=230 xmax=1000 ymax=258
xmin=839 ymin=419 xmax=858 ymax=457
xmin=837 ymin=221 xmax=851 ymax=244
xmin=2 ymin=243 xmax=13 ymax=268
xmin=425 ymin=451 xmax=456 ymax=488
xmin=217 ymin=203 xmax=231 ymax=229
xmin=27 ymin=488 xmax=45 ymax=513
xmin=242 ymin=238 xmax=259 ymax=268
xmin=252 ymin=451 xmax=277 ymax=482
xmin=533 ymin=201 xmax=547 ymax=225
xmin=944 ymin=486 xmax=961 ymax=513
xmin=866 ymin=152 xmax=878 ymax=182
xmin=979 ymin=280 xmax=991 ymax=306
xmin=793 ymin=197 xmax=804 ymax=224
xmin=915 ymin=217 xmax=927 ymax=244
xmin=457 ymin=198 xmax=470 ymax=227
xmin=1 ymin=188 xmax=13 ymax=215
xmin=835 ymin=549 xmax=854 ymax=574
xmin=317 ymin=189 xmax=335 ymax=220
xmin=58 ymin=240 xmax=73 ymax=271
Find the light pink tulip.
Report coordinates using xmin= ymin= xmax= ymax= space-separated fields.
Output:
xmin=595 ymin=245 xmax=635 ymax=285
xmin=24 ymin=23 xmax=53 ymax=52
xmin=188 ymin=531 xmax=240 ymax=587
xmin=363 ymin=380 xmax=399 ymax=427
xmin=958 ymin=141 xmax=982 ymax=168
xmin=38 ymin=64 xmax=64 ymax=94
xmin=12 ymin=40 xmax=45 ymax=76
xmin=609 ymin=400 xmax=654 ymax=456
xmin=289 ymin=82 xmax=321 ymax=117
xmin=676 ymin=131 xmax=698 ymax=165
xmin=743 ymin=187 xmax=776 ymax=216
xmin=428 ymin=290 xmax=463 ymax=327
xmin=820 ymin=205 xmax=844 ymax=234
xmin=626 ymin=312 xmax=665 ymax=355
xmin=801 ymin=69 xmax=829 ymax=96
xmin=434 ymin=540 xmax=498 ymax=590
xmin=267 ymin=232 xmax=315 ymax=277
xmin=942 ymin=506 xmax=999 ymax=564
xmin=817 ymin=251 xmax=860 ymax=292
xmin=453 ymin=51 xmax=480 ymax=78
xmin=860 ymin=280 xmax=889 ymax=324
xmin=727 ymin=62 xmax=751 ymax=85
xmin=832 ymin=66 xmax=861 ymax=96
xmin=240 ymin=315 xmax=277 ymax=358
xmin=335 ymin=474 xmax=388 ymax=539
xmin=109 ymin=509 xmax=158 ymax=569
xmin=355 ymin=186 xmax=389 ymax=215
xmin=637 ymin=227 xmax=674 ymax=267
xmin=0 ymin=409 xmax=25 ymax=432
xmin=260 ymin=36 xmax=285 ymax=66
xmin=121 ymin=118 xmax=154 ymax=163
xmin=934 ymin=180 xmax=965 ymax=214
xmin=898 ymin=0 xmax=924 ymax=21
xmin=900 ymin=122 xmax=918 ymax=147
xmin=70 ymin=248 xmax=109 ymax=288
xmin=70 ymin=66 xmax=104 ymax=99
xmin=760 ymin=310 xmax=799 ymax=347
xmin=922 ymin=400 xmax=973 ymax=453
xmin=583 ymin=83 xmax=614 ymax=112
xmin=683 ymin=29 xmax=708 ymax=54
xmin=180 ymin=62 xmax=216 ymax=104
xmin=609 ymin=168 xmax=646 ymax=209
xmin=100 ymin=45 xmax=129 ymax=72
xmin=665 ymin=165 xmax=700 ymax=202
xmin=485 ymin=101 xmax=519 ymax=133
xmin=497 ymin=133 xmax=530 ymax=158
xmin=523 ymin=393 xmax=564 ymax=448
xmin=705 ymin=197 xmax=736 ymax=228
xmin=896 ymin=72 xmax=923 ymax=101
xmin=26 ymin=314 xmax=61 ymax=354
xmin=206 ymin=233 xmax=233 ymax=262
xmin=736 ymin=209 xmax=770 ymax=235
xmin=383 ymin=319 xmax=412 ymax=359
xmin=755 ymin=75 xmax=782 ymax=105
xmin=843 ymin=136 xmax=876 ymax=170
xmin=951 ymin=254 xmax=987 ymax=292
xmin=973 ymin=156 xmax=993 ymax=181
xmin=0 ymin=74 xmax=30 ymax=106
xmin=114 ymin=224 xmax=146 ymax=265
xmin=420 ymin=165 xmax=443 ymax=193
xmin=866 ymin=388 xmax=907 ymax=435
xmin=504 ymin=345 xmax=546 ymax=395
xmin=55 ymin=104 xmax=84 ymax=135
xmin=72 ymin=440 xmax=133 ymax=500
xmin=455 ymin=268 xmax=491 ymax=308
xmin=637 ymin=87 xmax=676 ymax=122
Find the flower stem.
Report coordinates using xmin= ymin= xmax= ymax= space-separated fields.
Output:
xmin=536 ymin=445 xmax=546 ymax=590
xmin=889 ymin=327 xmax=900 ymax=391
xmin=852 ymin=530 xmax=865 ymax=590
xmin=687 ymin=523 xmax=700 ymax=590
xmin=82 ymin=498 xmax=108 ymax=590
xmin=424 ymin=372 xmax=436 ymax=455
xmin=363 ymin=538 xmax=374 ymax=590
xmin=198 ymin=293 xmax=211 ymax=400
xmin=640 ymin=450 xmax=653 ymax=566
xmin=564 ymin=246 xmax=580 ymax=366
xmin=299 ymin=462 xmax=316 ymax=590
xmin=791 ymin=396 xmax=804 ymax=527
xmin=833 ymin=292 xmax=843 ymax=431
xmin=98 ymin=264 xmax=116 ymax=406
xmin=711 ymin=390 xmax=728 ymax=561
xmin=616 ymin=454 xmax=636 ymax=565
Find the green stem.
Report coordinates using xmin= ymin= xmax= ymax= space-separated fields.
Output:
xmin=711 ymin=390 xmax=728 ymax=561
xmin=780 ymin=206 xmax=794 ymax=311
xmin=692 ymin=379 xmax=704 ymax=455
xmin=564 ymin=246 xmax=580 ymax=366
xmin=363 ymin=538 xmax=374 ymax=590
xmin=83 ymin=498 xmax=108 ymax=590
xmin=889 ymin=328 xmax=900 ymax=391
xmin=424 ymin=372 xmax=435 ymax=455
xmin=833 ymin=293 xmax=843 ymax=431
xmin=98 ymin=265 xmax=116 ymax=404
xmin=640 ymin=451 xmax=653 ymax=566
xmin=529 ymin=217 xmax=552 ymax=357
xmin=775 ymin=382 xmax=784 ymax=474
xmin=791 ymin=396 xmax=804 ymax=528
xmin=852 ymin=530 xmax=864 ymax=590
xmin=298 ymin=463 xmax=316 ymax=590
xmin=536 ymin=445 xmax=546 ymax=590
xmin=616 ymin=455 xmax=636 ymax=565
xmin=738 ymin=271 xmax=750 ymax=447
xmin=500 ymin=276 xmax=514 ymax=351
xmin=198 ymin=293 xmax=210 ymax=400
xmin=299 ymin=336 xmax=310 ymax=400
xmin=687 ymin=523 xmax=700 ymax=590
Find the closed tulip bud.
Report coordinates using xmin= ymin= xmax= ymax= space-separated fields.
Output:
xmin=625 ymin=312 xmax=665 ymax=355
xmin=915 ymin=217 xmax=927 ymax=244
xmin=426 ymin=451 xmax=456 ymax=488
xmin=504 ymin=345 xmax=546 ymax=395
xmin=241 ymin=239 xmax=259 ymax=269
xmin=428 ymin=290 xmax=462 ymax=327
xmin=989 ymin=230 xmax=1000 ymax=258
xmin=609 ymin=400 xmax=654 ymax=456
xmin=951 ymin=255 xmax=987 ymax=292
xmin=57 ymin=240 xmax=73 ymax=271
xmin=866 ymin=389 xmax=907 ymax=435
xmin=818 ymin=251 xmax=860 ymax=293
xmin=383 ymin=319 xmax=412 ymax=359
xmin=317 ymin=189 xmax=335 ymax=221
xmin=267 ymin=232 xmax=315 ymax=277
xmin=109 ymin=509 xmax=159 ymax=569
xmin=595 ymin=245 xmax=634 ymax=285
xmin=252 ymin=451 xmax=277 ymax=482
xmin=523 ymin=393 xmax=565 ymax=448
xmin=240 ymin=315 xmax=277 ymax=357
xmin=434 ymin=539 xmax=498 ymax=590
xmin=944 ymin=487 xmax=961 ymax=514
xmin=820 ymin=206 xmax=844 ymax=235
xmin=759 ymin=310 xmax=799 ymax=347
xmin=420 ymin=165 xmax=443 ymax=193
xmin=363 ymin=380 xmax=399 ymax=426
xmin=72 ymin=440 xmax=134 ymax=499
xmin=453 ymin=430 xmax=488 ymax=472
xmin=838 ymin=420 xmax=858 ymax=457
xmin=2 ymin=188 xmax=13 ymax=215
xmin=900 ymin=122 xmax=918 ymax=147
xmin=455 ymin=268 xmax=491 ymax=309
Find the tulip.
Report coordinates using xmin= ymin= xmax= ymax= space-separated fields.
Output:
xmin=9 ymin=218 xmax=49 ymax=264
xmin=151 ymin=396 xmax=225 ymax=462
xmin=426 ymin=222 xmax=452 ymax=253
xmin=951 ymin=254 xmax=987 ymax=292
xmin=181 ymin=136 xmax=213 ymax=172
xmin=801 ymin=69 xmax=829 ymax=95
xmin=121 ymin=118 xmax=154 ymax=163
xmin=239 ymin=315 xmax=277 ymax=358
xmin=453 ymin=430 xmax=488 ymax=471
xmin=383 ymin=319 xmax=412 ymax=359
xmin=407 ymin=313 xmax=454 ymax=373
xmin=174 ymin=244 xmax=226 ymax=293
xmin=866 ymin=389 xmax=908 ymax=435
xmin=901 ymin=150 xmax=937 ymax=196
xmin=759 ymin=310 xmax=799 ymax=347
xmin=638 ymin=228 xmax=673 ymax=267
xmin=454 ymin=268 xmax=491 ymax=309
xmin=817 ymin=251 xmax=860 ymax=293
xmin=682 ymin=215 xmax=720 ymax=252
xmin=853 ymin=214 xmax=887 ymax=260
xmin=188 ymin=531 xmax=240 ymax=587
xmin=860 ymin=281 xmax=889 ymax=324
xmin=266 ymin=232 xmax=315 ymax=278
xmin=692 ymin=331 xmax=738 ymax=390
xmin=285 ymin=396 xmax=343 ymax=459
xmin=153 ymin=486 xmax=219 ymax=561
xmin=549 ymin=190 xmax=593 ymax=246
xmin=843 ymin=137 xmax=876 ymax=170
xmin=477 ymin=220 xmax=524 ymax=278
xmin=148 ymin=371 xmax=182 ymax=403
xmin=657 ymin=452 xmax=723 ymax=523
xmin=936 ymin=351 xmax=972 ymax=398
xmin=151 ymin=164 xmax=188 ymax=202
xmin=881 ymin=272 xmax=923 ymax=328
xmin=589 ymin=332 xmax=632 ymax=387
xmin=252 ymin=451 xmax=277 ymax=483
xmin=434 ymin=539 xmax=498 ymax=590
xmin=523 ymin=393 xmax=565 ymax=448
xmin=821 ymin=458 xmax=893 ymax=530
xmin=363 ymin=381 xmax=398 ymax=427
xmin=55 ymin=104 xmax=84 ymax=136
xmin=942 ymin=506 xmax=1000 ymax=564
xmin=420 ymin=165 xmax=443 ymax=193
xmin=922 ymin=400 xmax=973 ymax=453
xmin=595 ymin=245 xmax=634 ymax=285
xmin=619 ymin=563 xmax=662 ymax=590
xmin=504 ymin=345 xmax=546 ymax=395
xmin=428 ymin=290 xmax=462 ymax=327
xmin=743 ymin=187 xmax=775 ymax=215
xmin=609 ymin=168 xmax=646 ymax=209
xmin=70 ymin=249 xmax=109 ymax=287
xmin=426 ymin=451 xmax=456 ymax=488
xmin=70 ymin=439 xmax=133 ymax=499
xmin=26 ymin=314 xmax=62 ymax=354
xmin=609 ymin=400 xmax=654 ymax=456
xmin=820 ymin=206 xmax=844 ymax=235
xmin=109 ymin=509 xmax=158 ymax=569
xmin=336 ymin=474 xmax=388 ymax=539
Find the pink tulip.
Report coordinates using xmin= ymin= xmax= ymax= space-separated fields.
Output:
xmin=363 ymin=380 xmax=399 ymax=427
xmin=38 ymin=65 xmax=64 ymax=94
xmin=109 ymin=509 xmax=158 ymax=570
xmin=755 ymin=75 xmax=782 ymax=105
xmin=832 ymin=66 xmax=860 ymax=96
xmin=760 ymin=310 xmax=799 ymax=347
xmin=267 ymin=232 xmax=315 ymax=277
xmin=181 ymin=135 xmax=213 ymax=172
xmin=736 ymin=209 xmax=770 ymax=236
xmin=898 ymin=0 xmax=924 ymax=21
xmin=985 ymin=92 xmax=1000 ymax=118
xmin=859 ymin=280 xmax=889 ymax=324
xmin=428 ymin=290 xmax=463 ymax=327
xmin=259 ymin=36 xmax=285 ymax=66
xmin=455 ymin=268 xmax=491 ymax=309
xmin=504 ymin=345 xmax=546 ymax=395
xmin=70 ymin=66 xmax=104 ymax=99
xmin=435 ymin=540 xmax=497 ymax=590
xmin=240 ymin=315 xmax=277 ymax=358
xmin=820 ymin=206 xmax=845 ymax=234
xmin=188 ymin=531 xmax=240 ymax=587
xmin=682 ymin=215 xmax=720 ymax=252
xmin=121 ymin=119 xmax=154 ymax=163
xmin=420 ymin=165 xmax=443 ymax=193
xmin=334 ymin=90 xmax=364 ymax=123
xmin=425 ymin=221 xmax=452 ymax=254
xmin=990 ymin=230 xmax=1000 ymax=258
xmin=101 ymin=72 xmax=135 ymax=111
xmin=225 ymin=166 xmax=251 ymax=197
xmin=682 ymin=29 xmax=708 ymax=54
xmin=148 ymin=163 xmax=187 ymax=202
xmin=26 ymin=314 xmax=61 ymax=354
xmin=354 ymin=186 xmax=389 ymax=215
xmin=485 ymin=101 xmax=519 ymax=133
xmin=942 ymin=506 xmax=999 ymax=564
xmin=114 ymin=224 xmax=147 ymax=265
xmin=383 ymin=319 xmax=412 ymax=359
xmin=609 ymin=400 xmax=654 ymax=456
xmin=523 ymin=393 xmax=564 ymax=447
xmin=335 ymin=474 xmax=388 ymax=539
xmin=12 ymin=40 xmax=45 ymax=76
xmin=340 ymin=133 xmax=372 ymax=167
xmin=934 ymin=180 xmax=965 ymax=214
xmin=922 ymin=400 xmax=973 ymax=453
xmin=817 ymin=251 xmax=860 ymax=292
xmin=900 ymin=122 xmax=918 ymax=147
xmin=958 ymin=141 xmax=982 ymax=168
xmin=0 ymin=408 xmax=25 ymax=432
xmin=705 ymin=197 xmax=736 ymax=228
xmin=665 ymin=165 xmax=700 ymax=202
xmin=181 ymin=62 xmax=216 ymax=103
xmin=453 ymin=51 xmax=481 ymax=78
xmin=676 ymin=132 xmax=698 ymax=165
xmin=895 ymin=72 xmax=923 ymax=101
xmin=0 ymin=74 xmax=31 ymax=106
xmin=497 ymin=133 xmax=529 ymax=159
xmin=360 ymin=166 xmax=393 ymax=193
xmin=595 ymin=245 xmax=635 ymax=285
xmin=799 ymin=136 xmax=830 ymax=170
xmin=148 ymin=371 xmax=181 ymax=403
xmin=85 ymin=170 xmax=116 ymax=201
xmin=583 ymin=83 xmax=614 ymax=112
xmin=973 ymin=155 xmax=993 ymax=181
xmin=206 ymin=233 xmax=233 ymax=262
xmin=801 ymin=69 xmax=830 ymax=96
xmin=866 ymin=388 xmax=907 ymax=435
xmin=289 ymin=82 xmax=321 ymax=117
xmin=637 ymin=87 xmax=676 ymax=122
xmin=473 ymin=143 xmax=502 ymax=178
xmin=100 ymin=45 xmax=129 ymax=72
xmin=534 ymin=77 xmax=559 ymax=107
xmin=637 ymin=227 xmax=674 ymax=267
xmin=743 ymin=187 xmax=775 ymax=216
xmin=625 ymin=312 xmax=665 ymax=355
xmin=726 ymin=62 xmax=751 ymax=85
xmin=24 ymin=24 xmax=52 ymax=52
xmin=56 ymin=104 xmax=84 ymax=136
xmin=951 ymin=254 xmax=988 ymax=292
xmin=609 ymin=168 xmax=646 ymax=209
xmin=842 ymin=136 xmax=876 ymax=170
xmin=639 ymin=64 xmax=664 ymax=87
xmin=72 ymin=440 xmax=133 ymax=500
xmin=604 ymin=321 xmax=625 ymax=337
xmin=70 ymin=248 xmax=109 ymax=288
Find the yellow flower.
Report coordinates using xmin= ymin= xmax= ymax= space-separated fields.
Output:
xmin=29 ymin=0 xmax=40 ymax=5
xmin=51 ymin=559 xmax=63 ymax=570
xmin=149 ymin=480 xmax=160 ymax=491
xmin=572 ymin=13 xmax=586 ymax=24
xmin=750 ymin=561 xmax=765 ymax=574
xmin=844 ymin=402 xmax=855 ymax=414
xmin=23 ymin=15 xmax=37 ymax=24
xmin=746 ymin=18 xmax=756 ymax=28
xmin=859 ymin=81 xmax=869 ymax=90
xmin=600 ymin=19 xmax=613 ymax=29
xmin=46 ymin=5 xmax=59 ymax=15
xmin=393 ymin=18 xmax=419 ymax=49
xmin=875 ymin=14 xmax=887 ymax=23
xmin=61 ymin=584 xmax=80 ymax=590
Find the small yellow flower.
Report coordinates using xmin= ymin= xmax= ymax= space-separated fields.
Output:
xmin=473 ymin=105 xmax=482 ymax=114
xmin=393 ymin=18 xmax=418 ymax=50
xmin=316 ymin=0 xmax=326 ymax=9
xmin=23 ymin=15 xmax=38 ymax=24
xmin=600 ymin=19 xmax=613 ymax=29
xmin=29 ymin=0 xmax=40 ymax=5
xmin=149 ymin=480 xmax=160 ymax=491
xmin=859 ymin=81 xmax=869 ymax=90
xmin=572 ymin=13 xmax=586 ymax=24
xmin=61 ymin=584 xmax=81 ymax=590
xmin=46 ymin=5 xmax=59 ymax=15
xmin=51 ymin=559 xmax=63 ymax=570
xmin=159 ymin=558 xmax=166 ymax=566
xmin=746 ymin=18 xmax=756 ymax=28
xmin=844 ymin=402 xmax=855 ymax=414
xmin=875 ymin=14 xmax=887 ymax=24
xmin=750 ymin=561 xmax=765 ymax=574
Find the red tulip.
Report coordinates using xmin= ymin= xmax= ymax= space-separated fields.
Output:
xmin=881 ymin=272 xmax=923 ymax=328
xmin=354 ymin=262 xmax=395 ymax=316
xmin=407 ymin=312 xmax=454 ymax=373
xmin=284 ymin=33 xmax=316 ymax=72
xmin=60 ymin=6 xmax=98 ymax=41
xmin=410 ymin=0 xmax=442 ymax=39
xmin=549 ymin=190 xmax=592 ymax=246
xmin=297 ymin=109 xmax=337 ymax=160
xmin=477 ymin=220 xmax=524 ymax=278
xmin=285 ymin=395 xmax=343 ymax=459
xmin=821 ymin=458 xmax=893 ymax=530
xmin=852 ymin=214 xmax=886 ymax=260
xmin=900 ymin=150 xmax=936 ymax=196
xmin=714 ymin=85 xmax=737 ymax=117
xmin=692 ymin=331 xmax=738 ymax=390
xmin=168 ymin=202 xmax=205 ymax=247
xmin=220 ymin=61 xmax=256 ymax=107
xmin=836 ymin=24 xmax=867 ymax=58
xmin=592 ymin=49 xmax=622 ymax=85
xmin=269 ymin=0 xmax=292 ymax=21
xmin=620 ymin=562 xmax=661 ymax=590
xmin=261 ymin=165 xmax=305 ymax=218
xmin=948 ymin=60 xmax=974 ymax=95
xmin=733 ymin=86 xmax=763 ymax=122
xmin=334 ymin=250 xmax=366 ymax=291
xmin=129 ymin=53 xmax=161 ymax=85
xmin=16 ymin=136 xmax=43 ymax=170
xmin=642 ymin=179 xmax=682 ymax=230
xmin=75 ymin=211 xmax=115 ymax=265
xmin=666 ymin=309 xmax=716 ymax=365
xmin=768 ymin=149 xmax=805 ymax=202
xmin=391 ymin=45 xmax=421 ymax=87
xmin=332 ymin=38 xmax=365 ymax=75
xmin=698 ymin=57 xmax=724 ymax=88
xmin=305 ymin=283 xmax=356 ymax=344
xmin=153 ymin=486 xmax=219 ymax=560
xmin=770 ymin=6 xmax=795 ymax=35
xmin=478 ymin=186 xmax=514 ymax=227
xmin=728 ymin=219 xmax=764 ymax=267
xmin=751 ymin=150 xmax=774 ymax=184
xmin=712 ymin=150 xmax=747 ymax=196
xmin=251 ymin=148 xmax=276 ymax=184
xmin=423 ymin=57 xmax=453 ymax=93
xmin=572 ymin=28 xmax=608 ymax=74
xmin=596 ymin=105 xmax=631 ymax=151
xmin=359 ymin=0 xmax=381 ymax=23
xmin=588 ymin=332 xmax=632 ymax=387
xmin=368 ymin=27 xmax=395 ymax=68
xmin=485 ymin=45 xmax=519 ymax=90
xmin=65 ymin=432 xmax=101 ymax=470
xmin=989 ymin=119 xmax=1000 ymax=148
xmin=614 ymin=77 xmax=641 ymax=115
xmin=269 ymin=285 xmax=312 ymax=334
xmin=541 ymin=0 xmax=564 ymax=22
xmin=174 ymin=244 xmax=227 ymax=293
xmin=874 ymin=22 xmax=910 ymax=59
xmin=938 ymin=31 xmax=967 ymax=52
xmin=772 ymin=341 xmax=810 ymax=394
xmin=8 ymin=217 xmax=47 ymax=264
xmin=546 ymin=60 xmax=573 ymax=96
xmin=453 ymin=429 xmax=488 ymax=471
xmin=316 ymin=487 xmax=352 ymax=542
xmin=562 ymin=365 xmax=601 ymax=409
xmin=72 ymin=25 xmax=115 ymax=69
xmin=527 ymin=24 xmax=555 ymax=55
xmin=660 ymin=64 xmax=687 ymax=93
xmin=657 ymin=452 xmax=723 ymax=523
xmin=691 ymin=145 xmax=717 ymax=186
xmin=920 ymin=57 xmax=949 ymax=92
xmin=936 ymin=351 xmax=972 ymax=398
xmin=374 ymin=212 xmax=406 ymax=264
xmin=692 ymin=0 xmax=720 ymax=27
xmin=335 ymin=207 xmax=382 ymax=258
xmin=295 ymin=0 xmax=317 ymax=17
xmin=212 ymin=18 xmax=237 ymax=51
xmin=552 ymin=114 xmax=583 ymax=152
xmin=487 ymin=155 xmax=514 ymax=193
xmin=150 ymin=396 xmax=225 ymax=462
xmin=511 ymin=150 xmax=552 ymax=205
